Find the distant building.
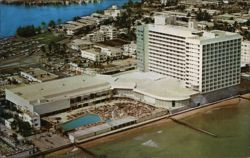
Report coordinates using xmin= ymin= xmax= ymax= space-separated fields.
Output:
xmin=197 ymin=21 xmax=214 ymax=30
xmin=185 ymin=7 xmax=221 ymax=15
xmin=70 ymin=39 xmax=93 ymax=51
xmin=63 ymin=15 xmax=110 ymax=36
xmin=94 ymin=45 xmax=122 ymax=59
xmin=216 ymin=13 xmax=250 ymax=25
xmin=87 ymin=31 xmax=105 ymax=42
xmin=122 ymin=42 xmax=137 ymax=57
xmin=104 ymin=5 xmax=121 ymax=18
xmin=20 ymin=68 xmax=58 ymax=83
xmin=136 ymin=17 xmax=242 ymax=93
xmin=154 ymin=15 xmax=176 ymax=25
xmin=81 ymin=48 xmax=107 ymax=62
xmin=87 ymin=25 xmax=117 ymax=42
xmin=20 ymin=112 xmax=40 ymax=129
xmin=241 ymin=40 xmax=250 ymax=66
xmin=100 ymin=25 xmax=117 ymax=40
xmin=68 ymin=62 xmax=83 ymax=73
xmin=160 ymin=0 xmax=177 ymax=5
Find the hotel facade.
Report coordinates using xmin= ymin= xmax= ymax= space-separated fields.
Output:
xmin=136 ymin=19 xmax=242 ymax=93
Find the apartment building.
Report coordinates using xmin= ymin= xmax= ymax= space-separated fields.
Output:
xmin=81 ymin=48 xmax=107 ymax=62
xmin=136 ymin=18 xmax=242 ymax=93
xmin=104 ymin=5 xmax=121 ymax=18
xmin=70 ymin=39 xmax=93 ymax=51
xmin=122 ymin=42 xmax=136 ymax=57
xmin=87 ymin=31 xmax=105 ymax=42
xmin=87 ymin=25 xmax=117 ymax=42
xmin=241 ymin=40 xmax=250 ymax=65
xmin=100 ymin=25 xmax=117 ymax=40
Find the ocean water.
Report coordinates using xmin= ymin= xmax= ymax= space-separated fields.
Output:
xmin=89 ymin=101 xmax=250 ymax=158
xmin=0 ymin=0 xmax=132 ymax=38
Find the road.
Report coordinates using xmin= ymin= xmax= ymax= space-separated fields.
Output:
xmin=0 ymin=54 xmax=40 ymax=70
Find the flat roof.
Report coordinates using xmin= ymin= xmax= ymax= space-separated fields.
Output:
xmin=134 ymin=77 xmax=197 ymax=101
xmin=148 ymin=24 xmax=241 ymax=40
xmin=82 ymin=48 xmax=101 ymax=55
xmin=66 ymin=21 xmax=85 ymax=26
xmin=21 ymin=68 xmax=58 ymax=81
xmin=71 ymin=39 xmax=93 ymax=46
xmin=97 ymin=70 xmax=198 ymax=101
xmin=107 ymin=116 xmax=137 ymax=127
xmin=69 ymin=123 xmax=111 ymax=137
xmin=7 ymin=71 xmax=198 ymax=106
xmin=115 ymin=71 xmax=197 ymax=100
xmin=8 ymin=75 xmax=110 ymax=104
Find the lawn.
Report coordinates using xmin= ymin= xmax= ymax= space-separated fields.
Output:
xmin=33 ymin=31 xmax=66 ymax=44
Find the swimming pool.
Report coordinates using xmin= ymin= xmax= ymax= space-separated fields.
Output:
xmin=61 ymin=114 xmax=101 ymax=132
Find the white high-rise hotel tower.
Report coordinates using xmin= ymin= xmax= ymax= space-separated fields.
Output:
xmin=136 ymin=15 xmax=242 ymax=93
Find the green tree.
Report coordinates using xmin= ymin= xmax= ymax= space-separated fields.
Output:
xmin=57 ymin=18 xmax=62 ymax=25
xmin=73 ymin=16 xmax=81 ymax=21
xmin=48 ymin=20 xmax=56 ymax=29
xmin=41 ymin=21 xmax=47 ymax=30
xmin=196 ymin=9 xmax=212 ymax=21
xmin=18 ymin=121 xmax=32 ymax=137
xmin=16 ymin=25 xmax=36 ymax=37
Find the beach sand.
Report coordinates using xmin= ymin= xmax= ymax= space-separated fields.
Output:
xmin=45 ymin=95 xmax=250 ymax=157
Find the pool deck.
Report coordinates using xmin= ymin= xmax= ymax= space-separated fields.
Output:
xmin=40 ymin=94 xmax=250 ymax=158
xmin=60 ymin=114 xmax=102 ymax=132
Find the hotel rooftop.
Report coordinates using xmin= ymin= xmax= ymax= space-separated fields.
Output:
xmin=8 ymin=75 xmax=110 ymax=104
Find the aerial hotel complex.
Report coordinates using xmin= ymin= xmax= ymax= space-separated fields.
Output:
xmin=5 ymin=16 xmax=242 ymax=138
xmin=136 ymin=15 xmax=242 ymax=93
xmin=5 ymin=71 xmax=197 ymax=129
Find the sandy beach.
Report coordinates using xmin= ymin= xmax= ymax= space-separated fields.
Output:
xmin=45 ymin=94 xmax=250 ymax=157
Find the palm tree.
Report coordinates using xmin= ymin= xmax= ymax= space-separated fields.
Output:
xmin=57 ymin=18 xmax=62 ymax=25
xmin=41 ymin=21 xmax=46 ymax=30
xmin=48 ymin=20 xmax=56 ymax=29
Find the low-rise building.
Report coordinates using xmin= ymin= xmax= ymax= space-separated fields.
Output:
xmin=5 ymin=71 xmax=198 ymax=120
xmin=87 ymin=25 xmax=117 ymax=42
xmin=94 ymin=45 xmax=122 ymax=59
xmin=68 ymin=62 xmax=83 ymax=73
xmin=81 ymin=48 xmax=107 ymax=62
xmin=63 ymin=23 xmax=85 ymax=36
xmin=122 ymin=42 xmax=136 ymax=57
xmin=100 ymin=25 xmax=117 ymax=40
xmin=70 ymin=39 xmax=94 ymax=51
xmin=21 ymin=112 xmax=40 ymax=129
xmin=63 ymin=16 xmax=100 ymax=35
xmin=104 ymin=5 xmax=121 ymax=18
xmin=20 ymin=68 xmax=58 ymax=83
xmin=197 ymin=21 xmax=214 ymax=29
xmin=87 ymin=31 xmax=105 ymax=42
xmin=216 ymin=13 xmax=250 ymax=25
xmin=5 ymin=75 xmax=113 ymax=127
xmin=185 ymin=7 xmax=221 ymax=15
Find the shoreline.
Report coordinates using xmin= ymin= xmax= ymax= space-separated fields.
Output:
xmin=44 ymin=94 xmax=250 ymax=157
xmin=0 ymin=0 xmax=101 ymax=6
